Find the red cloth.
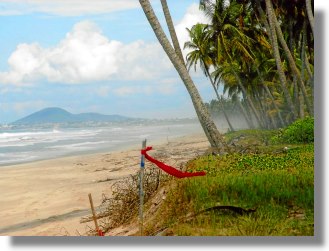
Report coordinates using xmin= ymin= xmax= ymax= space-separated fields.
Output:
xmin=141 ymin=146 xmax=206 ymax=178
xmin=98 ymin=230 xmax=104 ymax=236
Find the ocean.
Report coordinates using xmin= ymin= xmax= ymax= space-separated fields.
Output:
xmin=0 ymin=120 xmax=203 ymax=166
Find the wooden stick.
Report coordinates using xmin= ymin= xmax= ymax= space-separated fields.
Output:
xmin=139 ymin=139 xmax=147 ymax=236
xmin=88 ymin=193 xmax=100 ymax=234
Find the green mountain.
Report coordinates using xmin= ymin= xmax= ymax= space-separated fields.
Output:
xmin=12 ymin=107 xmax=131 ymax=124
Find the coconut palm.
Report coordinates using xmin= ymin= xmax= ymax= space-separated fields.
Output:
xmin=139 ymin=0 xmax=228 ymax=150
xmin=199 ymin=0 xmax=264 ymax=128
xmin=305 ymin=0 xmax=314 ymax=35
xmin=266 ymin=0 xmax=313 ymax=116
xmin=261 ymin=0 xmax=298 ymax=121
xmin=160 ymin=0 xmax=185 ymax=65
xmin=185 ymin=23 xmax=235 ymax=132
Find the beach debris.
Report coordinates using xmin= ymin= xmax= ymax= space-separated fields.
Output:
xmin=82 ymin=166 xmax=166 ymax=235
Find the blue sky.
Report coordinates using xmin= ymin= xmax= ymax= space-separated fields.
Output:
xmin=0 ymin=0 xmax=217 ymax=123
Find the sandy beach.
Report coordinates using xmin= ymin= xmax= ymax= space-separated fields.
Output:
xmin=0 ymin=133 xmax=209 ymax=236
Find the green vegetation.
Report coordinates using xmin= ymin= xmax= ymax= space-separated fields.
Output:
xmin=271 ymin=117 xmax=314 ymax=144
xmin=139 ymin=0 xmax=314 ymax=148
xmin=141 ymin=0 xmax=314 ymax=147
xmin=135 ymin=0 xmax=315 ymax=235
xmin=145 ymin=129 xmax=314 ymax=236
xmin=184 ymin=0 xmax=314 ymax=130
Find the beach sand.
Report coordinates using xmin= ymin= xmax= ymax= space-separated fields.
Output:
xmin=0 ymin=133 xmax=209 ymax=236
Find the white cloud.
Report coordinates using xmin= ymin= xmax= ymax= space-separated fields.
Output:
xmin=0 ymin=3 xmax=208 ymax=88
xmin=0 ymin=0 xmax=140 ymax=16
xmin=174 ymin=3 xmax=209 ymax=58
xmin=0 ymin=20 xmax=171 ymax=86
xmin=116 ymin=40 xmax=172 ymax=81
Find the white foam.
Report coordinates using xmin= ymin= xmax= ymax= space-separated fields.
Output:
xmin=0 ymin=128 xmax=101 ymax=148
xmin=0 ymin=122 xmax=202 ymax=166
xmin=47 ymin=141 xmax=108 ymax=150
xmin=0 ymin=152 xmax=37 ymax=164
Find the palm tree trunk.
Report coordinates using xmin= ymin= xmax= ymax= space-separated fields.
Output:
xmin=293 ymin=77 xmax=300 ymax=117
xmin=268 ymin=0 xmax=313 ymax=116
xmin=263 ymin=84 xmax=284 ymax=127
xmin=264 ymin=91 xmax=278 ymax=129
xmin=305 ymin=0 xmax=314 ymax=35
xmin=302 ymin=20 xmax=314 ymax=100
xmin=256 ymin=1 xmax=272 ymax=45
xmin=205 ymin=68 xmax=235 ymax=132
xmin=160 ymin=0 xmax=185 ymax=65
xmin=139 ymin=0 xmax=228 ymax=150
xmin=256 ymin=68 xmax=285 ymax=127
xmin=300 ymin=25 xmax=307 ymax=120
xmin=237 ymin=97 xmax=254 ymax=129
xmin=219 ymin=95 xmax=235 ymax=132
xmin=231 ymin=69 xmax=263 ymax=128
xmin=304 ymin=48 xmax=313 ymax=82
xmin=299 ymin=91 xmax=305 ymax=119
xmin=264 ymin=0 xmax=297 ymax=121
xmin=254 ymin=92 xmax=270 ymax=129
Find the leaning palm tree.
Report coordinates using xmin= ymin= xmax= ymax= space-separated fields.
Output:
xmin=160 ymin=0 xmax=185 ymax=65
xmin=185 ymin=23 xmax=235 ymax=132
xmin=262 ymin=0 xmax=298 ymax=121
xmin=200 ymin=0 xmax=264 ymax=128
xmin=139 ymin=0 xmax=228 ymax=150
xmin=305 ymin=0 xmax=314 ymax=35
xmin=266 ymin=0 xmax=313 ymax=116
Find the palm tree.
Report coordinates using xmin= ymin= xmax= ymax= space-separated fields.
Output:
xmin=305 ymin=0 xmax=314 ymax=35
xmin=200 ymin=0 xmax=264 ymax=128
xmin=160 ymin=0 xmax=185 ymax=65
xmin=254 ymin=53 xmax=286 ymax=127
xmin=192 ymin=0 xmax=313 ymax=127
xmin=139 ymin=0 xmax=228 ymax=150
xmin=185 ymin=23 xmax=235 ymax=132
xmin=213 ymin=59 xmax=260 ymax=128
xmin=267 ymin=0 xmax=313 ymax=116
xmin=263 ymin=0 xmax=297 ymax=121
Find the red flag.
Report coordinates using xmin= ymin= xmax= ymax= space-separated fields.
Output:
xmin=141 ymin=146 xmax=206 ymax=178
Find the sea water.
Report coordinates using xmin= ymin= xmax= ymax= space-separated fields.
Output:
xmin=0 ymin=120 xmax=203 ymax=166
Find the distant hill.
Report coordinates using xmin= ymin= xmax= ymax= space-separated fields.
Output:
xmin=12 ymin=107 xmax=131 ymax=124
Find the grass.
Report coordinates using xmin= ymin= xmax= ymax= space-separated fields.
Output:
xmin=145 ymin=129 xmax=314 ymax=236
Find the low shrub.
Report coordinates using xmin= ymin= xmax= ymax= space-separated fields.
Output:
xmin=271 ymin=117 xmax=314 ymax=144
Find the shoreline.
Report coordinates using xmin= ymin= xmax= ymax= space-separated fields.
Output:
xmin=0 ymin=130 xmax=187 ymax=169
xmin=0 ymin=133 xmax=209 ymax=236
xmin=0 ymin=124 xmax=203 ymax=169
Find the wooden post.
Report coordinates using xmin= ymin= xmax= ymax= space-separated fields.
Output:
xmin=88 ymin=193 xmax=100 ymax=235
xmin=139 ymin=139 xmax=147 ymax=236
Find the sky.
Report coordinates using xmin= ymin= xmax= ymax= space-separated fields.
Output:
xmin=0 ymin=0 xmax=328 ymax=249
xmin=0 ymin=0 xmax=216 ymax=123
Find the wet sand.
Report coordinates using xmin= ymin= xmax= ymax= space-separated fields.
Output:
xmin=0 ymin=133 xmax=209 ymax=236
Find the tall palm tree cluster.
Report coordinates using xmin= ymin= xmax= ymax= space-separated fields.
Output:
xmin=185 ymin=0 xmax=314 ymax=130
